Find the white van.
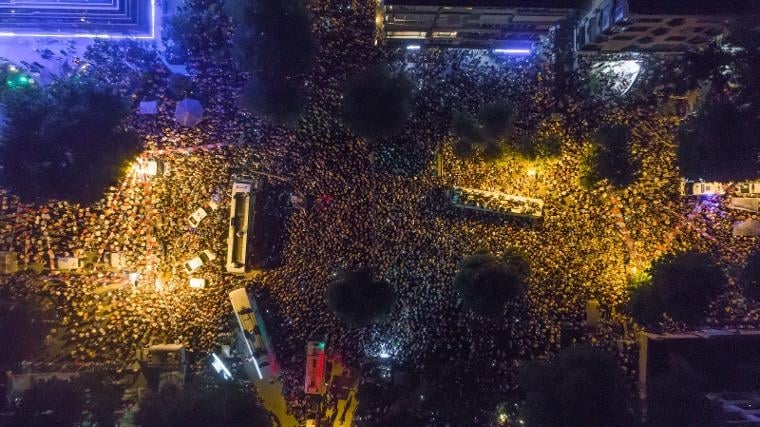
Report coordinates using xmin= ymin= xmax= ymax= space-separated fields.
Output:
xmin=226 ymin=179 xmax=257 ymax=274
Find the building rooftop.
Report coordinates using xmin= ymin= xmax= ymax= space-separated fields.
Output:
xmin=641 ymin=330 xmax=760 ymax=392
xmin=0 ymin=0 xmax=154 ymax=38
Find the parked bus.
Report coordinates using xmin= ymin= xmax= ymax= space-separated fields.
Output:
xmin=734 ymin=181 xmax=760 ymax=196
xmin=226 ymin=178 xmax=258 ymax=274
xmin=681 ymin=180 xmax=726 ymax=197
xmin=304 ymin=339 xmax=327 ymax=395
xmin=228 ymin=287 xmax=274 ymax=379
xmin=682 ymin=180 xmax=760 ymax=197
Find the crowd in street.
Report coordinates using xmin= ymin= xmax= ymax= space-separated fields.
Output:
xmin=1 ymin=0 xmax=759 ymax=422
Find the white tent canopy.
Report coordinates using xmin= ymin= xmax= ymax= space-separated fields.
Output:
xmin=139 ymin=101 xmax=158 ymax=115
xmin=174 ymin=98 xmax=204 ymax=127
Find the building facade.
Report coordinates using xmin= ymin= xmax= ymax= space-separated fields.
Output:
xmin=575 ymin=0 xmax=760 ymax=54
xmin=379 ymin=0 xmax=576 ymax=50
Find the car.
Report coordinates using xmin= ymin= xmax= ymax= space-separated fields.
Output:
xmin=184 ymin=250 xmax=216 ymax=273
xmin=187 ymin=201 xmax=219 ymax=228
xmin=189 ymin=278 xmax=207 ymax=289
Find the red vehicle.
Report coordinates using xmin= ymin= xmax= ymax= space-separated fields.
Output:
xmin=304 ymin=340 xmax=327 ymax=395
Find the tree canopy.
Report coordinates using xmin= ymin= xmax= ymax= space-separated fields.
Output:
xmin=0 ymin=77 xmax=139 ymax=204
xmin=14 ymin=378 xmax=86 ymax=426
xmin=450 ymin=102 xmax=518 ymax=161
xmin=453 ymin=249 xmax=529 ymax=317
xmin=519 ymin=346 xmax=631 ymax=427
xmin=676 ymin=27 xmax=760 ymax=181
xmin=8 ymin=367 xmax=123 ymax=425
xmin=0 ymin=296 xmax=49 ymax=371
xmin=341 ymin=65 xmax=414 ymax=140
xmin=582 ymin=124 xmax=636 ymax=188
xmin=326 ymin=268 xmax=396 ymax=327
xmin=676 ymin=100 xmax=760 ymax=182
xmin=227 ymin=0 xmax=315 ymax=125
xmin=629 ymin=252 xmax=725 ymax=327
xmin=135 ymin=382 xmax=271 ymax=427
xmin=479 ymin=101 xmax=515 ymax=141
xmin=240 ymin=78 xmax=306 ymax=126
xmin=227 ymin=0 xmax=315 ymax=80
xmin=741 ymin=251 xmax=760 ymax=301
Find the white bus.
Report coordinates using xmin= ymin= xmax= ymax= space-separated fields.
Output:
xmin=226 ymin=179 xmax=257 ymax=274
xmin=681 ymin=180 xmax=725 ymax=197
xmin=229 ymin=288 xmax=274 ymax=379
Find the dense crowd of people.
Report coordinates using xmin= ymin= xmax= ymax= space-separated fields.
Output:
xmin=1 ymin=0 xmax=760 ymax=423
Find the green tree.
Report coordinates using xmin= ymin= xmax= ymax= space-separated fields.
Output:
xmin=167 ymin=73 xmax=191 ymax=97
xmin=534 ymin=133 xmax=563 ymax=158
xmin=0 ymin=78 xmax=139 ymax=204
xmin=479 ymin=101 xmax=514 ymax=141
xmin=482 ymin=142 xmax=504 ymax=161
xmin=240 ymin=78 xmax=306 ymax=126
xmin=629 ymin=252 xmax=725 ymax=327
xmin=741 ymin=251 xmax=760 ymax=301
xmin=341 ymin=65 xmax=414 ymax=140
xmin=520 ymin=347 xmax=632 ymax=427
xmin=451 ymin=111 xmax=485 ymax=145
xmin=135 ymin=382 xmax=271 ymax=427
xmin=15 ymin=378 xmax=86 ymax=426
xmin=451 ymin=103 xmax=522 ymax=161
xmin=453 ymin=249 xmax=529 ymax=317
xmin=681 ymin=42 xmax=730 ymax=92
xmin=78 ymin=373 xmax=124 ymax=427
xmin=584 ymin=124 xmax=636 ymax=188
xmin=629 ymin=283 xmax=665 ymax=326
xmin=452 ymin=139 xmax=475 ymax=160
xmin=0 ymin=296 xmax=49 ymax=371
xmin=228 ymin=0 xmax=315 ymax=79
xmin=227 ymin=0 xmax=315 ymax=125
xmin=326 ymin=268 xmax=396 ymax=327
xmin=676 ymin=100 xmax=760 ymax=182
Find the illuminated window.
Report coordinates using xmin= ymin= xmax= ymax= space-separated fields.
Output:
xmin=432 ymin=31 xmax=457 ymax=38
xmin=386 ymin=31 xmax=427 ymax=39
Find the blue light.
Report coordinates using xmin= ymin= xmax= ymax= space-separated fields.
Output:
xmin=493 ymin=48 xmax=531 ymax=55
xmin=406 ymin=45 xmax=421 ymax=50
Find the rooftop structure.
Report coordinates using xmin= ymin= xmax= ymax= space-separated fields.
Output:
xmin=638 ymin=330 xmax=760 ymax=424
xmin=575 ymin=0 xmax=760 ymax=54
xmin=0 ymin=0 xmax=155 ymax=38
xmin=379 ymin=0 xmax=576 ymax=50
